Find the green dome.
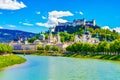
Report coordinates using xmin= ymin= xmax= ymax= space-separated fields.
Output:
xmin=40 ymin=34 xmax=45 ymax=38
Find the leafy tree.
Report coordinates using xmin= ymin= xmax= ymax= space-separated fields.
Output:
xmin=112 ymin=39 xmax=120 ymax=53
xmin=60 ymin=32 xmax=75 ymax=42
xmin=52 ymin=45 xmax=59 ymax=51
xmin=91 ymin=44 xmax=98 ymax=52
xmin=37 ymin=45 xmax=44 ymax=50
xmin=97 ymin=41 xmax=109 ymax=52
xmin=0 ymin=44 xmax=13 ymax=54
xmin=45 ymin=45 xmax=50 ymax=51
xmin=66 ymin=45 xmax=72 ymax=52
xmin=82 ymin=43 xmax=91 ymax=52
xmin=28 ymin=37 xmax=37 ymax=43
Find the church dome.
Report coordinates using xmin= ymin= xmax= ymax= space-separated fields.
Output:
xmin=40 ymin=34 xmax=45 ymax=38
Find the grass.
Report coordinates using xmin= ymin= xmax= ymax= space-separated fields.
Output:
xmin=62 ymin=53 xmax=120 ymax=61
xmin=30 ymin=52 xmax=120 ymax=61
xmin=31 ymin=52 xmax=62 ymax=56
xmin=0 ymin=54 xmax=26 ymax=69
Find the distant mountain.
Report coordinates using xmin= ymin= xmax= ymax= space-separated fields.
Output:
xmin=0 ymin=29 xmax=36 ymax=43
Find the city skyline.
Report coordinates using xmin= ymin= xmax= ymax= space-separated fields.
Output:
xmin=0 ymin=0 xmax=120 ymax=33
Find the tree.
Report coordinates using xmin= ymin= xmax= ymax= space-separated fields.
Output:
xmin=0 ymin=44 xmax=13 ymax=54
xmin=91 ymin=44 xmax=98 ymax=53
xmin=45 ymin=45 xmax=50 ymax=51
xmin=66 ymin=45 xmax=72 ymax=52
xmin=37 ymin=45 xmax=44 ymax=50
xmin=52 ymin=45 xmax=59 ymax=51
xmin=97 ymin=41 xmax=110 ymax=54
xmin=28 ymin=37 xmax=37 ymax=43
xmin=112 ymin=39 xmax=120 ymax=53
xmin=82 ymin=43 xmax=91 ymax=53
xmin=60 ymin=32 xmax=75 ymax=42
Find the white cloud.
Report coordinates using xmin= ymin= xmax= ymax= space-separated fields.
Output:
xmin=79 ymin=11 xmax=83 ymax=15
xmin=36 ymin=22 xmax=50 ymax=27
xmin=0 ymin=0 xmax=26 ymax=10
xmin=36 ymin=10 xmax=73 ymax=27
xmin=112 ymin=27 xmax=120 ymax=33
xmin=0 ymin=12 xmax=3 ymax=14
xmin=36 ymin=11 xmax=41 ymax=14
xmin=0 ymin=26 xmax=3 ymax=29
xmin=102 ymin=26 xmax=110 ymax=29
xmin=75 ymin=11 xmax=84 ymax=15
xmin=23 ymin=23 xmax=34 ymax=26
xmin=102 ymin=26 xmax=120 ymax=33
xmin=42 ymin=16 xmax=47 ymax=19
xmin=8 ymin=25 xmax=16 ymax=28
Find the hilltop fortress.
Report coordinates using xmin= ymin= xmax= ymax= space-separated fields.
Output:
xmin=54 ymin=18 xmax=100 ymax=32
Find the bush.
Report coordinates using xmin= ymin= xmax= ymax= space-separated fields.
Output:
xmin=0 ymin=44 xmax=13 ymax=54
xmin=45 ymin=45 xmax=50 ymax=50
xmin=37 ymin=45 xmax=44 ymax=50
xmin=52 ymin=45 xmax=60 ymax=51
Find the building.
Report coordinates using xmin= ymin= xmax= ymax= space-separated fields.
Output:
xmin=74 ymin=27 xmax=100 ymax=43
xmin=54 ymin=18 xmax=100 ymax=33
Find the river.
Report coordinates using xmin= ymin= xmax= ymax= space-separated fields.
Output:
xmin=0 ymin=55 xmax=120 ymax=80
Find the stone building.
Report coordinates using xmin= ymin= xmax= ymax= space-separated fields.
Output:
xmin=54 ymin=18 xmax=100 ymax=33
xmin=74 ymin=27 xmax=99 ymax=43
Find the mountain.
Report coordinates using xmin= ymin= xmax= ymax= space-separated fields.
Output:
xmin=0 ymin=29 xmax=36 ymax=43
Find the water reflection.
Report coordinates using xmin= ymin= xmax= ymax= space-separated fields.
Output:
xmin=0 ymin=56 xmax=120 ymax=80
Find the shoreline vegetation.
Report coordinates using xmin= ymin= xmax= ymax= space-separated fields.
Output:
xmin=0 ymin=43 xmax=26 ymax=69
xmin=0 ymin=54 xmax=26 ymax=69
xmin=1 ymin=38 xmax=120 ymax=70
xmin=31 ymin=52 xmax=120 ymax=61
xmin=62 ymin=53 xmax=120 ymax=61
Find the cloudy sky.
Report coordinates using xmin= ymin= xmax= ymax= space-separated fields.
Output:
xmin=0 ymin=0 xmax=120 ymax=33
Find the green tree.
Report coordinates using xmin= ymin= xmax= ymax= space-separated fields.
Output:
xmin=45 ymin=45 xmax=50 ymax=51
xmin=82 ymin=43 xmax=91 ymax=53
xmin=91 ymin=44 xmax=98 ymax=53
xmin=28 ymin=37 xmax=37 ymax=43
xmin=0 ymin=44 xmax=13 ymax=54
xmin=37 ymin=45 xmax=44 ymax=50
xmin=112 ymin=39 xmax=120 ymax=53
xmin=52 ymin=45 xmax=59 ymax=51
xmin=97 ymin=41 xmax=110 ymax=53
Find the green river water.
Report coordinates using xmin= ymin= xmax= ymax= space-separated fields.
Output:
xmin=0 ymin=55 xmax=120 ymax=80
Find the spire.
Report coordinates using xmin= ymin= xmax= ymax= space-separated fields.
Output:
xmin=84 ymin=26 xmax=87 ymax=33
xmin=48 ymin=27 xmax=53 ymax=43
xmin=96 ymin=32 xmax=99 ymax=38
xmin=57 ymin=29 xmax=61 ymax=44
xmin=57 ymin=29 xmax=59 ymax=34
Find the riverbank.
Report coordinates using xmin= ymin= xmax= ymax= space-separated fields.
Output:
xmin=31 ymin=52 xmax=120 ymax=61
xmin=0 ymin=54 xmax=26 ymax=69
xmin=62 ymin=53 xmax=120 ymax=61
xmin=31 ymin=52 xmax=62 ymax=56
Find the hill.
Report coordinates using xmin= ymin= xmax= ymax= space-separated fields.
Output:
xmin=0 ymin=29 xmax=36 ymax=42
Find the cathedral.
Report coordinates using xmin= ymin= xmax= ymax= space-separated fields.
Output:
xmin=74 ymin=27 xmax=99 ymax=43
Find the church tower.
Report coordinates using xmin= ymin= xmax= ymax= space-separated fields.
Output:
xmin=83 ymin=18 xmax=86 ymax=25
xmin=56 ymin=30 xmax=61 ymax=44
xmin=92 ymin=19 xmax=96 ymax=26
xmin=25 ymin=37 xmax=28 ymax=44
xmin=48 ymin=27 xmax=53 ymax=43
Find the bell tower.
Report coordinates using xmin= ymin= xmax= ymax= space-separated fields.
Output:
xmin=92 ymin=19 xmax=96 ymax=26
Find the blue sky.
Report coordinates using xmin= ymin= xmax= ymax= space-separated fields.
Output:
xmin=0 ymin=0 xmax=120 ymax=33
